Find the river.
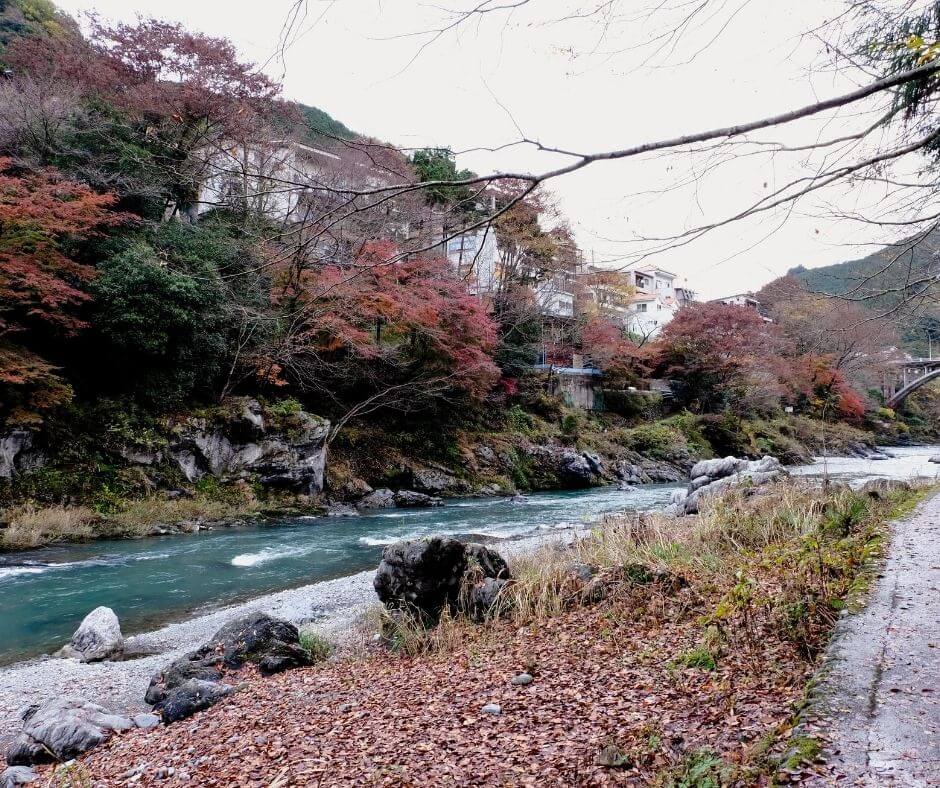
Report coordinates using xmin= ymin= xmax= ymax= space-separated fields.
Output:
xmin=1 ymin=446 xmax=937 ymax=667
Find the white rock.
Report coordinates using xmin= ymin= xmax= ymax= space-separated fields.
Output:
xmin=62 ymin=607 xmax=123 ymax=663
xmin=689 ymin=456 xmax=748 ymax=481
xmin=481 ymin=703 xmax=502 ymax=715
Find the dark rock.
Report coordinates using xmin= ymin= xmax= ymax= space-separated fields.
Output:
xmin=203 ymin=613 xmax=312 ymax=674
xmin=411 ymin=468 xmax=458 ymax=494
xmin=145 ymin=613 xmax=310 ymax=705
xmin=358 ymin=488 xmax=396 ymax=509
xmin=5 ymin=698 xmax=141 ymax=766
xmin=144 ymin=654 xmax=224 ymax=706
xmin=152 ymin=680 xmax=234 ymax=724
xmin=558 ymin=450 xmax=598 ymax=486
xmin=394 ymin=490 xmax=443 ymax=508
xmin=373 ymin=537 xmax=510 ymax=621
xmin=465 ymin=577 xmax=509 ymax=620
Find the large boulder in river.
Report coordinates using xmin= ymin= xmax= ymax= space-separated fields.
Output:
xmin=374 ymin=537 xmax=510 ymax=621
xmin=145 ymin=613 xmax=311 ymax=710
xmin=394 ymin=490 xmax=443 ymax=508
xmin=58 ymin=606 xmax=123 ymax=662
xmin=5 ymin=698 xmax=145 ymax=766
xmin=682 ymin=456 xmax=785 ymax=514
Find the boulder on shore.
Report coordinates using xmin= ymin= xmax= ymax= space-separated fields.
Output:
xmin=58 ymin=606 xmax=123 ymax=662
xmin=374 ymin=536 xmax=510 ymax=622
xmin=152 ymin=679 xmax=234 ymax=725
xmin=0 ymin=766 xmax=37 ymax=787
xmin=145 ymin=612 xmax=311 ymax=720
xmin=5 ymin=698 xmax=144 ymax=766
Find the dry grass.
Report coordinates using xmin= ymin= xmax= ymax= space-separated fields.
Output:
xmin=0 ymin=504 xmax=100 ymax=549
xmin=385 ymin=480 xmax=928 ymax=657
xmin=107 ymin=493 xmax=259 ymax=533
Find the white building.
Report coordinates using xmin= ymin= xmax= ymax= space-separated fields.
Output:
xmin=624 ymin=265 xmax=696 ymax=339
xmin=444 ymin=227 xmax=501 ymax=296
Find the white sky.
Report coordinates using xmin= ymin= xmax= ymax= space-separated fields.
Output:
xmin=54 ymin=0 xmax=909 ymax=298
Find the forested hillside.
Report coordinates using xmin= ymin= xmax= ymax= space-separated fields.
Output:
xmin=789 ymin=229 xmax=940 ymax=355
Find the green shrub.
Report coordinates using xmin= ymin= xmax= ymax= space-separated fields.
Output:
xmin=299 ymin=628 xmax=333 ymax=662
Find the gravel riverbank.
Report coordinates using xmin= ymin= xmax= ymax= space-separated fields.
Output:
xmin=0 ymin=528 xmax=582 ymax=750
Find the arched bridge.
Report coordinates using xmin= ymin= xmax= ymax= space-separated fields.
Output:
xmin=883 ymin=358 xmax=940 ymax=409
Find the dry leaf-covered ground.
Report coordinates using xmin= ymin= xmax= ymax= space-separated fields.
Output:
xmin=70 ymin=584 xmax=807 ymax=786
xmin=52 ymin=483 xmax=923 ymax=786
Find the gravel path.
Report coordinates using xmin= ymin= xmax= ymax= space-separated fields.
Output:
xmin=0 ymin=529 xmax=579 ymax=751
xmin=803 ymin=493 xmax=940 ymax=786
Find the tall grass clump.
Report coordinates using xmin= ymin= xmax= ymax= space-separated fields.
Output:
xmin=1 ymin=504 xmax=99 ymax=549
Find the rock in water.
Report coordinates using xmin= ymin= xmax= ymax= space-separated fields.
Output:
xmin=393 ymin=490 xmax=443 ymax=508
xmin=358 ymin=488 xmax=396 ymax=509
xmin=373 ymin=537 xmax=510 ymax=621
xmin=930 ymin=454 xmax=940 ymax=464
xmin=59 ymin=606 xmax=123 ymax=662
xmin=152 ymin=679 xmax=234 ymax=724
xmin=5 ymin=698 xmax=143 ymax=766
xmin=689 ymin=456 xmax=748 ymax=481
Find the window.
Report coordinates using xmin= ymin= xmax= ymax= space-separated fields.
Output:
xmin=635 ymin=303 xmax=647 ymax=312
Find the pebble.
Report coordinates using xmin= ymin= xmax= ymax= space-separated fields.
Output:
xmin=481 ymin=703 xmax=502 ymax=715
xmin=155 ymin=766 xmax=175 ymax=779
xmin=511 ymin=673 xmax=534 ymax=685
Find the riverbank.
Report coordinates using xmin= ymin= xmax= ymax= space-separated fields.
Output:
xmin=0 ymin=407 xmax=888 ymax=553
xmin=34 ymin=478 xmax=930 ymax=785
xmin=0 ymin=527 xmax=583 ymax=752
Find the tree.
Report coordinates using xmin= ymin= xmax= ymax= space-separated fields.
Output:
xmin=0 ymin=158 xmax=121 ymax=421
xmin=4 ymin=17 xmax=292 ymax=220
xmin=651 ymin=302 xmax=791 ymax=414
xmin=91 ymin=226 xmax=229 ymax=405
xmin=411 ymin=148 xmax=475 ymax=209
xmin=263 ymin=239 xmax=499 ymax=438
xmin=580 ymin=316 xmax=640 ymax=387
xmin=756 ymin=275 xmax=900 ymax=398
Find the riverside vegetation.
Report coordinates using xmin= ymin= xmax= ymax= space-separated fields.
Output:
xmin=37 ymin=478 xmax=930 ymax=785
xmin=1 ymin=0 xmax=937 ymax=556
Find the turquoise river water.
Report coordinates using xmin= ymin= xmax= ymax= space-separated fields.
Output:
xmin=1 ymin=445 xmax=937 ymax=666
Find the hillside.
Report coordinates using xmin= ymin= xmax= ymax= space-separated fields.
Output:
xmin=789 ymin=229 xmax=940 ymax=355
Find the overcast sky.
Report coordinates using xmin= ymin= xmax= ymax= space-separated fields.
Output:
xmin=55 ymin=0 xmax=906 ymax=298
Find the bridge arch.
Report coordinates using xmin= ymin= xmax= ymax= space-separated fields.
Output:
xmin=887 ymin=367 xmax=940 ymax=409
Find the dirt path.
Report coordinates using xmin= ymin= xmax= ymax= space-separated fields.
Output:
xmin=804 ymin=492 xmax=940 ymax=786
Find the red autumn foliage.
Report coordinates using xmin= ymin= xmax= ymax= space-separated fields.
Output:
xmin=0 ymin=158 xmax=122 ymax=336
xmin=792 ymin=354 xmax=867 ymax=422
xmin=651 ymin=301 xmax=791 ymax=412
xmin=580 ymin=317 xmax=641 ymax=384
xmin=269 ymin=240 xmax=499 ymax=400
xmin=6 ymin=19 xmax=286 ymax=136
